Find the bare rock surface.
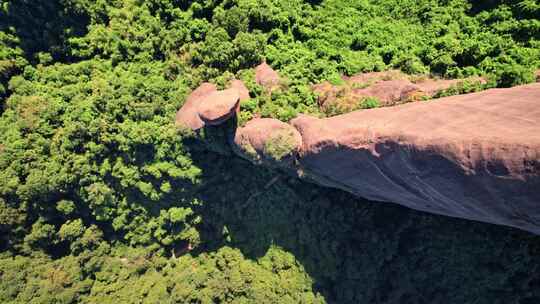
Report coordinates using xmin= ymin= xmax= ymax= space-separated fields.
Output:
xmin=230 ymin=79 xmax=250 ymax=101
xmin=233 ymin=118 xmax=302 ymax=166
xmin=176 ymin=83 xmax=244 ymax=130
xmin=352 ymin=79 xmax=422 ymax=105
xmin=197 ymin=88 xmax=240 ymax=126
xmin=255 ymin=62 xmax=280 ymax=89
xmin=175 ymin=82 xmax=217 ymax=130
xmin=314 ymin=71 xmax=410 ymax=107
xmin=290 ymin=83 xmax=540 ymax=234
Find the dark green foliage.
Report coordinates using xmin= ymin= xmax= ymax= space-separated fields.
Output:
xmin=3 ymin=152 xmax=540 ymax=303
xmin=360 ymin=97 xmax=380 ymax=109
xmin=1 ymin=0 xmax=540 ymax=303
xmin=0 ymin=59 xmax=203 ymax=254
xmin=0 ymin=0 xmax=90 ymax=61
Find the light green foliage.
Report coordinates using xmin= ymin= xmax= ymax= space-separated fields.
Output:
xmin=0 ymin=245 xmax=324 ymax=304
xmin=58 ymin=219 xmax=85 ymax=242
xmin=151 ymin=206 xmax=201 ymax=247
xmin=241 ymin=140 xmax=259 ymax=160
xmin=433 ymin=78 xmax=492 ymax=98
xmin=323 ymin=96 xmax=381 ymax=116
xmin=0 ymin=254 xmax=91 ymax=303
xmin=360 ymin=97 xmax=380 ymax=109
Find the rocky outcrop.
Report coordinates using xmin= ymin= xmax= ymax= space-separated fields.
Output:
xmin=175 ymin=82 xmax=217 ymax=130
xmin=233 ymin=118 xmax=302 ymax=167
xmin=176 ymin=81 xmax=246 ymax=130
xmin=197 ymin=88 xmax=240 ymax=126
xmin=414 ymin=77 xmax=486 ymax=96
xmin=291 ymin=83 xmax=540 ymax=234
xmin=352 ymin=79 xmax=421 ymax=105
xmin=235 ymin=83 xmax=540 ymax=234
xmin=175 ymin=69 xmax=540 ymax=234
xmin=314 ymin=71 xmax=487 ymax=110
xmin=230 ymin=79 xmax=250 ymax=101
xmin=255 ymin=62 xmax=280 ymax=89
xmin=343 ymin=70 xmax=405 ymax=84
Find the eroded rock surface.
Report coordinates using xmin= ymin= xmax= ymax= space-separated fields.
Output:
xmin=352 ymin=79 xmax=421 ymax=105
xmin=176 ymin=81 xmax=249 ymax=130
xmin=315 ymin=71 xmax=487 ymax=110
xmin=176 ymin=76 xmax=540 ymax=234
xmin=175 ymin=82 xmax=217 ymax=130
xmin=414 ymin=77 xmax=486 ymax=96
xmin=197 ymin=88 xmax=240 ymax=126
xmin=292 ymin=83 xmax=540 ymax=234
xmin=343 ymin=70 xmax=406 ymax=84
xmin=255 ymin=62 xmax=280 ymax=89
xmin=230 ymin=79 xmax=250 ymax=101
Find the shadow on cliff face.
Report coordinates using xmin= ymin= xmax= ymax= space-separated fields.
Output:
xmin=182 ymin=130 xmax=540 ymax=304
xmin=297 ymin=140 xmax=540 ymax=235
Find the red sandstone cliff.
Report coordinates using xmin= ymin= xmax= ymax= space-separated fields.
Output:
xmin=290 ymin=84 xmax=540 ymax=233
xmin=176 ymin=76 xmax=540 ymax=234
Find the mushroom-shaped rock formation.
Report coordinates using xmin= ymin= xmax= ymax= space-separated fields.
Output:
xmin=233 ymin=118 xmax=302 ymax=167
xmin=175 ymin=82 xmax=217 ymax=130
xmin=197 ymin=88 xmax=240 ymax=126
xmin=290 ymin=83 xmax=540 ymax=234
xmin=229 ymin=79 xmax=250 ymax=101
xmin=255 ymin=62 xmax=280 ymax=89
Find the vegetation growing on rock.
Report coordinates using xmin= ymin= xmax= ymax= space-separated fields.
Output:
xmin=263 ymin=129 xmax=299 ymax=161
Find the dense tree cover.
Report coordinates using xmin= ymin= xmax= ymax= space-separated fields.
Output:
xmin=1 ymin=0 xmax=540 ymax=303
xmin=2 ymin=0 xmax=539 ymax=117
xmin=2 ymin=152 xmax=540 ymax=303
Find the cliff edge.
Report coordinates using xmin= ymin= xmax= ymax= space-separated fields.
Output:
xmin=176 ymin=68 xmax=540 ymax=234
xmin=291 ymin=84 xmax=540 ymax=233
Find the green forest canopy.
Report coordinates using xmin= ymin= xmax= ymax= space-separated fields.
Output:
xmin=1 ymin=0 xmax=539 ymax=303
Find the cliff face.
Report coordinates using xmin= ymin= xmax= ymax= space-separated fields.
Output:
xmin=177 ymin=77 xmax=540 ymax=234
xmin=290 ymin=84 xmax=540 ymax=233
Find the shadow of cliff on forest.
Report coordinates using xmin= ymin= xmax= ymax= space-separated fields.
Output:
xmin=296 ymin=138 xmax=540 ymax=234
xmin=180 ymin=128 xmax=540 ymax=304
xmin=0 ymin=0 xmax=90 ymax=62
